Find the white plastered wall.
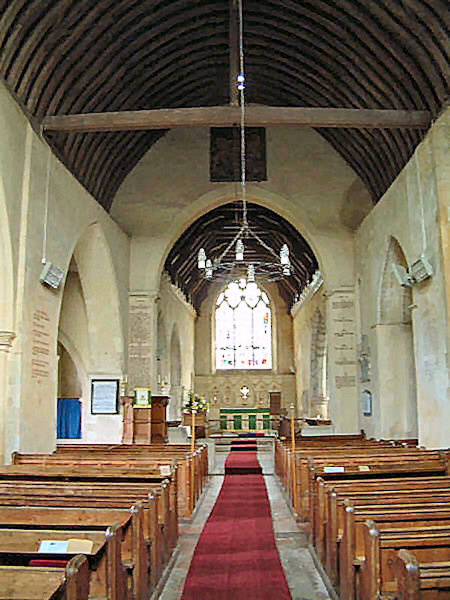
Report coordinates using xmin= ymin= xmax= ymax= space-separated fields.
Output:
xmin=0 ymin=81 xmax=130 ymax=459
xmin=356 ymin=109 xmax=450 ymax=448
xmin=157 ymin=275 xmax=196 ymax=420
xmin=292 ymin=288 xmax=328 ymax=417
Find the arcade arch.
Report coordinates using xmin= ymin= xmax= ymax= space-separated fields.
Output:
xmin=375 ymin=236 xmax=418 ymax=439
xmin=169 ymin=326 xmax=182 ymax=420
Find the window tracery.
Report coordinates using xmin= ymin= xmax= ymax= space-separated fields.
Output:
xmin=216 ymin=279 xmax=272 ymax=370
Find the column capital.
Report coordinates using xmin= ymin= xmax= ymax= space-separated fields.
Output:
xmin=129 ymin=289 xmax=160 ymax=303
xmin=0 ymin=331 xmax=16 ymax=352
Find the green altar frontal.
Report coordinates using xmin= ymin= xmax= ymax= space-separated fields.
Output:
xmin=219 ymin=407 xmax=271 ymax=431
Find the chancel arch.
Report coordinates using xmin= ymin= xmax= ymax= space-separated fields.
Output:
xmin=375 ymin=236 xmax=418 ymax=439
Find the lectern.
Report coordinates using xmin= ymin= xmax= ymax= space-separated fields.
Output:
xmin=150 ymin=395 xmax=169 ymax=443
xmin=121 ymin=394 xmax=169 ymax=444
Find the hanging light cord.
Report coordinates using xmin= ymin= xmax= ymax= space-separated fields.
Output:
xmin=210 ymin=0 xmax=284 ymax=266
xmin=238 ymin=0 xmax=247 ymax=229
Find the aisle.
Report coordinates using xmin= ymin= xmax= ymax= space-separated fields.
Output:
xmin=157 ymin=446 xmax=331 ymax=600
xmin=181 ymin=448 xmax=291 ymax=599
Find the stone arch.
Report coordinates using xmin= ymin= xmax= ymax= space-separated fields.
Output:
xmin=375 ymin=236 xmax=418 ymax=439
xmin=169 ymin=326 xmax=182 ymax=420
xmin=148 ymin=188 xmax=328 ymax=293
xmin=157 ymin=311 xmax=169 ymax=389
xmin=379 ymin=237 xmax=412 ymax=324
xmin=0 ymin=179 xmax=14 ymax=462
xmin=310 ymin=308 xmax=328 ymax=418
xmin=0 ymin=178 xmax=14 ymax=332
xmin=70 ymin=223 xmax=125 ymax=376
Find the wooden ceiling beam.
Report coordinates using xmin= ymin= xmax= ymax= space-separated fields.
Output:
xmin=42 ymin=105 xmax=431 ymax=133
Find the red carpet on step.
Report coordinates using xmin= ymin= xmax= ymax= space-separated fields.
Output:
xmin=181 ymin=450 xmax=292 ymax=599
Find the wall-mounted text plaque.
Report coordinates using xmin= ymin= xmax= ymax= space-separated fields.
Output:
xmin=91 ymin=379 xmax=119 ymax=414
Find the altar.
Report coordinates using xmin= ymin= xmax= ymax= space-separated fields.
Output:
xmin=219 ymin=407 xmax=271 ymax=432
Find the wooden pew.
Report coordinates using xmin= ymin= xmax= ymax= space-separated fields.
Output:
xmin=339 ymin=499 xmax=450 ymax=600
xmin=0 ymin=554 xmax=90 ymax=599
xmin=12 ymin=448 xmax=203 ymax=518
xmin=0 ymin=524 xmax=127 ymax=600
xmin=307 ymin=451 xmax=447 ymax=536
xmin=361 ymin=521 xmax=450 ymax=599
xmin=274 ymin=438 xmax=431 ymax=519
xmin=317 ymin=476 xmax=450 ymax=584
xmin=0 ymin=505 xmax=149 ymax=598
xmin=395 ymin=549 xmax=450 ymax=600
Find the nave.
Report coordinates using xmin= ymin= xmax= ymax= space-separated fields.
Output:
xmin=160 ymin=442 xmax=331 ymax=600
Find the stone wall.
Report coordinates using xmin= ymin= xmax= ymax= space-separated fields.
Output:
xmin=355 ymin=109 xmax=449 ymax=447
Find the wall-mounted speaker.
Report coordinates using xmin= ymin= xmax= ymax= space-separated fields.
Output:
xmin=40 ymin=262 xmax=64 ymax=289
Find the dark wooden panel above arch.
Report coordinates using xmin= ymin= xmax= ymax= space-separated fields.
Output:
xmin=164 ymin=201 xmax=319 ymax=311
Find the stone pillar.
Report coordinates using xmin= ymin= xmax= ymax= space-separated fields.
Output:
xmin=127 ymin=291 xmax=158 ymax=394
xmin=326 ymin=288 xmax=359 ymax=433
xmin=0 ymin=331 xmax=15 ymax=463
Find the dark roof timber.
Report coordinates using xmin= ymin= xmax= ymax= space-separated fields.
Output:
xmin=0 ymin=0 xmax=447 ymax=210
xmin=164 ymin=202 xmax=319 ymax=311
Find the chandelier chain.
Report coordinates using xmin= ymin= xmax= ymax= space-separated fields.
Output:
xmin=238 ymin=0 xmax=247 ymax=228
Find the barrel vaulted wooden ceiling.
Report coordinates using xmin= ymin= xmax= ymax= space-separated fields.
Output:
xmin=0 ymin=0 xmax=448 ymax=213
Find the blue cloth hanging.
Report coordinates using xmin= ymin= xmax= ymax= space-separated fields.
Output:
xmin=57 ymin=398 xmax=81 ymax=439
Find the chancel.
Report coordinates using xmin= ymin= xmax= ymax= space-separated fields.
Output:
xmin=0 ymin=0 xmax=448 ymax=598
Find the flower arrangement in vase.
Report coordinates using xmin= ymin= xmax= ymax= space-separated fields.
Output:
xmin=183 ymin=390 xmax=208 ymax=414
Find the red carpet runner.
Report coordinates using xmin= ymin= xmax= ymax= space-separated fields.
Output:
xmin=181 ymin=449 xmax=292 ymax=599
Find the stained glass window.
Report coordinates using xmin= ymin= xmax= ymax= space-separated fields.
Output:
xmin=216 ymin=279 xmax=272 ymax=370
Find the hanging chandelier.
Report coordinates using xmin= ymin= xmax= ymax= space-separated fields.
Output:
xmin=197 ymin=0 xmax=291 ymax=284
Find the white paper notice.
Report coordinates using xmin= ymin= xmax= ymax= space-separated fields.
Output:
xmin=160 ymin=466 xmax=171 ymax=477
xmin=39 ymin=540 xmax=69 ymax=553
xmin=323 ymin=466 xmax=345 ymax=473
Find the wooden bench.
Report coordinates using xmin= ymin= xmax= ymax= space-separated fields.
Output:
xmin=0 ymin=478 xmax=167 ymax=595
xmin=361 ymin=522 xmax=450 ymax=599
xmin=0 ymin=524 xmax=127 ymax=600
xmin=12 ymin=448 xmax=206 ymax=517
xmin=0 ymin=554 xmax=90 ymax=599
xmin=0 ymin=464 xmax=178 ymax=563
xmin=395 ymin=549 xmax=450 ymax=599
xmin=307 ymin=451 xmax=447 ymax=533
xmin=339 ymin=499 xmax=450 ymax=600
xmin=316 ymin=476 xmax=450 ymax=584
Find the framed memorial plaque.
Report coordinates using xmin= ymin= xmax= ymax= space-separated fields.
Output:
xmin=91 ymin=379 xmax=119 ymax=414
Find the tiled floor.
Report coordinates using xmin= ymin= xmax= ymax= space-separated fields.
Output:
xmin=157 ymin=445 xmax=332 ymax=600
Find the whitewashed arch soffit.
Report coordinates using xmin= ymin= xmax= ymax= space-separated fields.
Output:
xmin=169 ymin=325 xmax=182 ymax=386
xmin=66 ymin=222 xmax=125 ymax=373
xmin=0 ymin=177 xmax=14 ymax=331
xmin=57 ymin=330 xmax=89 ymax=402
xmin=377 ymin=235 xmax=413 ymax=325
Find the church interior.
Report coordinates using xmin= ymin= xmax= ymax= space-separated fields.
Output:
xmin=0 ymin=1 xmax=448 ymax=598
